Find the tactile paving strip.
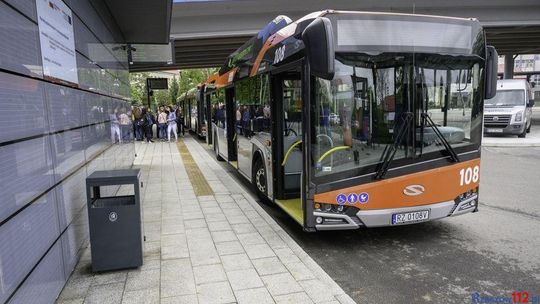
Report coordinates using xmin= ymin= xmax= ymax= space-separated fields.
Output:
xmin=177 ymin=139 xmax=214 ymax=196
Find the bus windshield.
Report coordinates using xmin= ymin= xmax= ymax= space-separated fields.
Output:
xmin=312 ymin=53 xmax=483 ymax=179
xmin=484 ymin=90 xmax=525 ymax=107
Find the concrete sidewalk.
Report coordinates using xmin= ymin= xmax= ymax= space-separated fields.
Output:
xmin=56 ymin=137 xmax=355 ymax=304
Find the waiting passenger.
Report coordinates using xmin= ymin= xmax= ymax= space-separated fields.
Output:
xmin=158 ymin=106 xmax=167 ymax=141
xmin=167 ymin=106 xmax=178 ymax=142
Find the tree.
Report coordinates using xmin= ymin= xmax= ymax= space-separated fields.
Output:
xmin=178 ymin=68 xmax=218 ymax=94
xmin=169 ymin=76 xmax=179 ymax=104
xmin=154 ymin=89 xmax=170 ymax=108
xmin=129 ymin=72 xmax=150 ymax=105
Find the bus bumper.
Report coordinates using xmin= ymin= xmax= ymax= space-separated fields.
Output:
xmin=314 ymin=195 xmax=478 ymax=230
xmin=356 ymin=195 xmax=478 ymax=228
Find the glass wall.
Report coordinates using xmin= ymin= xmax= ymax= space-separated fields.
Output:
xmin=0 ymin=1 xmax=134 ymax=303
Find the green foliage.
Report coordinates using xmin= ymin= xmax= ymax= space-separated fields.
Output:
xmin=130 ymin=68 xmax=217 ymax=109
xmin=129 ymin=72 xmax=150 ymax=106
xmin=235 ymin=74 xmax=269 ymax=105
xmin=178 ymin=68 xmax=218 ymax=95
xmin=169 ymin=76 xmax=179 ymax=104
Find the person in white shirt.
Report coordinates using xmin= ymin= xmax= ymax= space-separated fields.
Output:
xmin=167 ymin=106 xmax=178 ymax=142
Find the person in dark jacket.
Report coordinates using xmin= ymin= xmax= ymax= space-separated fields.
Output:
xmin=141 ymin=107 xmax=154 ymax=143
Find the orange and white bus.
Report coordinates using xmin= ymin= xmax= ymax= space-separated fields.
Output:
xmin=189 ymin=10 xmax=498 ymax=231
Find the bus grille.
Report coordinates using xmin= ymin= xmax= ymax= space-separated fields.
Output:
xmin=484 ymin=114 xmax=511 ymax=128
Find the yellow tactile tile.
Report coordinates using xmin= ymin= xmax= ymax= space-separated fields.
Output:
xmin=177 ymin=139 xmax=214 ymax=196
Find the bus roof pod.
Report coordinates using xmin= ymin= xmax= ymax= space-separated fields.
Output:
xmin=219 ymin=15 xmax=292 ymax=75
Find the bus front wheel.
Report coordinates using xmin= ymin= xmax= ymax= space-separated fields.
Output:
xmin=253 ymin=156 xmax=267 ymax=198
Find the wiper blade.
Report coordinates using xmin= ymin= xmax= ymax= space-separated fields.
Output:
xmin=421 ymin=113 xmax=460 ymax=163
xmin=374 ymin=112 xmax=413 ymax=180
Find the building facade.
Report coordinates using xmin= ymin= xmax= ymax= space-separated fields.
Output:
xmin=0 ymin=1 xmax=135 ymax=303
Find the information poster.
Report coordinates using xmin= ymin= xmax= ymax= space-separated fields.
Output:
xmin=36 ymin=0 xmax=78 ymax=84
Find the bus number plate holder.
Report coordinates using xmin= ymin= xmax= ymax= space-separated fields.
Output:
xmin=392 ymin=210 xmax=430 ymax=225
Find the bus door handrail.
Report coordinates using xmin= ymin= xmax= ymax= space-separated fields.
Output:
xmin=317 ymin=146 xmax=351 ymax=164
xmin=281 ymin=140 xmax=302 ymax=166
xmin=316 ymin=134 xmax=334 ymax=166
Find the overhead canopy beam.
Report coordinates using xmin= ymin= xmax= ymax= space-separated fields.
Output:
xmin=131 ymin=1 xmax=540 ymax=71
xmin=105 ymin=0 xmax=172 ymax=44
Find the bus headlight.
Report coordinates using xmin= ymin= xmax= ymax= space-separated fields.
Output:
xmin=515 ymin=111 xmax=523 ymax=122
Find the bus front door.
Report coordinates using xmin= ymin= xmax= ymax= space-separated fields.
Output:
xmin=272 ymin=70 xmax=303 ymax=200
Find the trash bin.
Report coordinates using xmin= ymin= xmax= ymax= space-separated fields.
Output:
xmin=86 ymin=169 xmax=143 ymax=272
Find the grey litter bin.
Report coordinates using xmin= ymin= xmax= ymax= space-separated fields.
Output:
xmin=86 ymin=169 xmax=143 ymax=272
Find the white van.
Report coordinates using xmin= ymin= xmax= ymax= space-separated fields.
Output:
xmin=484 ymin=79 xmax=535 ymax=138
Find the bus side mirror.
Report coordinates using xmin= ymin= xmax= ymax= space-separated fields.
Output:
xmin=484 ymin=45 xmax=498 ymax=99
xmin=302 ymin=17 xmax=335 ymax=80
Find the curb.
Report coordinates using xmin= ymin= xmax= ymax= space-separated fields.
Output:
xmin=482 ymin=142 xmax=540 ymax=147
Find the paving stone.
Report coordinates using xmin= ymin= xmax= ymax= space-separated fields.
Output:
xmin=140 ymin=257 xmax=161 ymax=271
xmin=261 ymin=273 xmax=304 ymax=296
xmin=274 ymin=292 xmax=315 ymax=304
xmin=83 ymin=282 xmax=124 ymax=304
xmin=198 ymin=195 xmax=215 ymax=202
xmin=231 ymin=223 xmax=257 ymax=234
xmin=57 ymin=276 xmax=93 ymax=301
xmin=193 ymin=264 xmax=227 ymax=284
xmin=216 ymin=241 xmax=245 ymax=256
xmin=196 ymin=281 xmax=236 ymax=304
xmin=252 ymin=257 xmax=288 ymax=276
xmin=237 ymin=232 xmax=266 ymax=246
xmin=183 ymin=218 xmax=207 ymax=229
xmin=121 ymin=288 xmax=159 ymax=304
xmin=221 ymin=253 xmax=253 ymax=272
xmin=144 ymin=241 xmax=161 ymax=255
xmin=161 ymin=234 xmax=189 ymax=260
xmin=274 ymin=247 xmax=301 ymax=265
xmin=125 ymin=268 xmax=160 ymax=291
xmin=92 ymin=271 xmax=127 ymax=286
xmin=299 ymin=279 xmax=337 ymax=303
xmin=160 ymin=295 xmax=198 ymax=304
xmin=161 ymin=259 xmax=196 ymax=298
xmin=244 ymin=243 xmax=276 ymax=260
xmin=215 ymin=195 xmax=234 ymax=203
xmin=234 ymin=287 xmax=274 ymax=304
xmin=211 ymin=230 xmax=238 ymax=243
xmin=285 ymin=262 xmax=316 ymax=281
xmin=207 ymin=220 xmax=232 ymax=232
xmin=226 ymin=268 xmax=264 ymax=291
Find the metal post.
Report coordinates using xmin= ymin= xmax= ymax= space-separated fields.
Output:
xmin=504 ymin=55 xmax=515 ymax=79
xmin=146 ymin=78 xmax=151 ymax=109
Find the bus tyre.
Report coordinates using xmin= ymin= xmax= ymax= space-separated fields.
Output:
xmin=214 ymin=137 xmax=224 ymax=161
xmin=253 ymin=157 xmax=267 ymax=198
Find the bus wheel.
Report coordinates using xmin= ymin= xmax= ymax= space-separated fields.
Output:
xmin=253 ymin=157 xmax=267 ymax=198
xmin=214 ymin=136 xmax=224 ymax=161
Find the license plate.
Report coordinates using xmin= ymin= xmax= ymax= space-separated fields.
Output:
xmin=486 ymin=128 xmax=503 ymax=133
xmin=392 ymin=210 xmax=430 ymax=225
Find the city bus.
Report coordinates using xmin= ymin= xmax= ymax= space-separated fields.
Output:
xmin=190 ymin=10 xmax=498 ymax=231
xmin=178 ymin=87 xmax=206 ymax=137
